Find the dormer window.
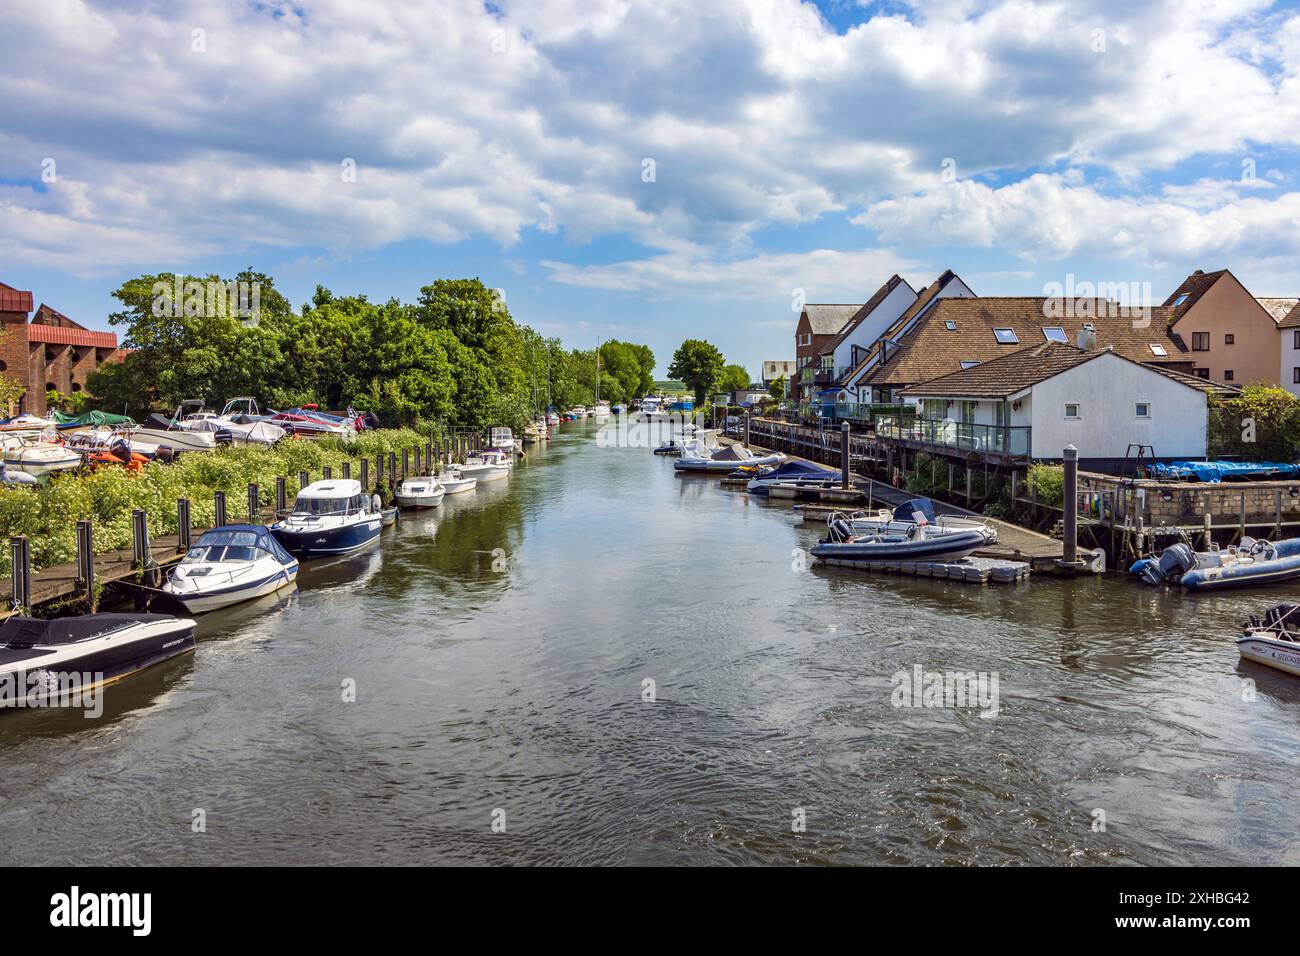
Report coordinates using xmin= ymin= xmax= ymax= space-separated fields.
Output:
xmin=993 ymin=328 xmax=1018 ymax=344
xmin=1042 ymin=327 xmax=1067 ymax=343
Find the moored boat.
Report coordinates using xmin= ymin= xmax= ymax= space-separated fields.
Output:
xmin=395 ymin=476 xmax=446 ymax=509
xmin=162 ymin=525 xmax=298 ymax=613
xmin=811 ymin=516 xmax=989 ymax=565
xmin=1239 ymin=604 xmax=1300 ymax=677
xmin=674 ymin=441 xmax=785 ymax=473
xmin=0 ymin=613 xmax=196 ymax=708
xmin=1131 ymin=537 xmax=1300 ymax=590
xmin=438 ymin=467 xmax=478 ymax=494
xmin=1 ymin=435 xmax=82 ymax=478
xmin=271 ymin=479 xmax=383 ymax=558
xmin=745 ymin=459 xmax=842 ymax=495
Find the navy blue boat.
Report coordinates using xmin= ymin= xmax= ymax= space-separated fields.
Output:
xmin=271 ymin=479 xmax=382 ymax=558
xmin=745 ymin=460 xmax=841 ymax=495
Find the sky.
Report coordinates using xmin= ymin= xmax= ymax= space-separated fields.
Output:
xmin=2 ymin=0 xmax=1299 ymax=379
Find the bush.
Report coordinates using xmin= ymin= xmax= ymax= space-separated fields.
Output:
xmin=1027 ymin=464 xmax=1064 ymax=508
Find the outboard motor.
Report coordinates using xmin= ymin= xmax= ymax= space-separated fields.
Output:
xmin=1156 ymin=543 xmax=1197 ymax=582
xmin=824 ymin=518 xmax=854 ymax=544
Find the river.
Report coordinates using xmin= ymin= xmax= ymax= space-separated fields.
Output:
xmin=1 ymin=420 xmax=1298 ymax=865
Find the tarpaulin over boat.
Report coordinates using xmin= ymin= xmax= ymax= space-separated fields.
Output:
xmin=51 ymin=410 xmax=136 ymax=428
xmin=761 ymin=460 xmax=839 ymax=480
xmin=1147 ymin=461 xmax=1300 ymax=482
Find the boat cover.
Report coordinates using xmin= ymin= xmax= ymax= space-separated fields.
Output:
xmin=144 ymin=413 xmax=179 ymax=431
xmin=761 ymin=460 xmax=839 ymax=480
xmin=1147 ymin=461 xmax=1300 ymax=482
xmin=52 ymin=410 xmax=136 ymax=428
xmin=0 ymin=613 xmax=177 ymax=648
xmin=712 ymin=444 xmax=755 ymax=462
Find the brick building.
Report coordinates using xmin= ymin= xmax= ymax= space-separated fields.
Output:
xmin=0 ymin=281 xmax=124 ymax=416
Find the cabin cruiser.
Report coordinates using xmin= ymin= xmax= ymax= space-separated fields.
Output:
xmin=1 ymin=434 xmax=82 ymax=478
xmin=457 ymin=450 xmax=510 ymax=482
xmin=163 ymin=525 xmax=298 ymax=613
xmin=271 ymin=479 xmax=383 ymax=557
xmin=673 ymin=441 xmax=786 ymax=473
xmin=0 ymin=613 xmax=195 ymax=707
xmin=1239 ymin=604 xmax=1300 ymax=677
xmin=488 ymin=427 xmax=517 ymax=453
xmin=438 ymin=467 xmax=478 ymax=495
xmin=395 ymin=476 xmax=446 ymax=509
xmin=1131 ymin=537 xmax=1300 ymax=591
xmin=812 ymin=514 xmax=990 ymax=565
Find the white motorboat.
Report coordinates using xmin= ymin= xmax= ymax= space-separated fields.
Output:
xmin=488 ymin=427 xmax=517 ymax=453
xmin=182 ymin=412 xmax=286 ymax=447
xmin=1239 ymin=604 xmax=1300 ymax=677
xmin=844 ymin=498 xmax=999 ymax=545
xmin=458 ymin=452 xmax=510 ymax=483
xmin=1 ymin=434 xmax=81 ymax=478
xmin=133 ymin=403 xmax=221 ymax=453
xmin=673 ymin=440 xmax=785 ymax=473
xmin=438 ymin=467 xmax=478 ymax=494
xmin=395 ymin=476 xmax=446 ymax=509
xmin=593 ymin=401 xmax=611 ymax=418
xmin=163 ymin=525 xmax=299 ymax=614
xmin=271 ymin=479 xmax=383 ymax=558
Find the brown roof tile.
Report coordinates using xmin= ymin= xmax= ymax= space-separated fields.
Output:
xmin=1162 ymin=269 xmax=1227 ymax=324
xmin=858 ymin=297 xmax=1186 ymax=388
xmin=843 ymin=270 xmax=967 ymax=382
xmin=1279 ymin=302 xmax=1300 ymax=330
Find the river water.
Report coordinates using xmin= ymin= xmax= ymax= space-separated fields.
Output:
xmin=1 ymin=420 xmax=1298 ymax=866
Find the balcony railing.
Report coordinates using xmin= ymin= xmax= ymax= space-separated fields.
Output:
xmin=875 ymin=417 xmax=1031 ymax=457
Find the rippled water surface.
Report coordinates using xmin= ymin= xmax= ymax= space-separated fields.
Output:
xmin=2 ymin=422 xmax=1299 ymax=865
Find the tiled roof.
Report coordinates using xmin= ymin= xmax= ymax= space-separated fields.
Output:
xmin=1279 ymin=303 xmax=1300 ymax=330
xmin=843 ymin=270 xmax=964 ymax=383
xmin=1258 ymin=297 xmax=1300 ymax=325
xmin=802 ymin=304 xmax=860 ymax=336
xmin=26 ymin=324 xmax=118 ymax=348
xmin=818 ymin=274 xmax=912 ymax=357
xmin=0 ymin=282 xmax=33 ymax=314
xmin=1162 ymin=269 xmax=1227 ymax=324
xmin=858 ymin=296 xmax=1185 ymax=388
xmin=901 ymin=342 xmax=1236 ymax=399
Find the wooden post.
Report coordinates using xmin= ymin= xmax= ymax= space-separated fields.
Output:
xmin=275 ymin=477 xmax=287 ymax=514
xmin=388 ymin=452 xmax=397 ymax=486
xmin=360 ymin=458 xmax=370 ymax=491
xmin=248 ymin=483 xmax=259 ymax=523
xmin=213 ymin=492 xmax=227 ymax=528
xmin=1204 ymin=513 xmax=1213 ymax=550
xmin=1063 ymin=444 xmax=1079 ymax=564
xmin=1275 ymin=489 xmax=1283 ymax=538
xmin=1239 ymin=491 xmax=1247 ymax=543
xmin=744 ymin=413 xmax=750 ymax=450
xmin=402 ymin=448 xmax=409 ymax=479
xmin=10 ymin=535 xmax=30 ymax=612
xmin=1010 ymin=470 xmax=1019 ymax=509
xmin=1135 ymin=515 xmax=1144 ymax=558
xmin=132 ymin=509 xmax=156 ymax=587
xmin=376 ymin=455 xmax=383 ymax=486
xmin=840 ymin=421 xmax=850 ymax=490
xmin=1030 ymin=479 xmax=1037 ymax=526
xmin=77 ymin=520 xmax=95 ymax=607
xmin=298 ymin=470 xmax=309 ymax=491
xmin=426 ymin=440 xmax=434 ymax=468
xmin=322 ymin=466 xmax=332 ymax=480
xmin=965 ymin=466 xmax=972 ymax=506
xmin=177 ymin=499 xmax=191 ymax=552
xmin=342 ymin=461 xmax=351 ymax=480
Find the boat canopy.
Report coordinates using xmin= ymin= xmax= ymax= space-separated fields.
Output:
xmin=298 ymin=479 xmax=363 ymax=499
xmin=194 ymin=524 xmax=294 ymax=564
xmin=1147 ymin=461 xmax=1300 ymax=483
xmin=52 ymin=410 xmax=136 ymax=428
xmin=0 ymin=613 xmax=171 ymax=648
xmin=893 ymin=498 xmax=939 ymax=524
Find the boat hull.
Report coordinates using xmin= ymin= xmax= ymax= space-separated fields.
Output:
xmin=440 ymin=477 xmax=477 ymax=494
xmin=1237 ymin=636 xmax=1300 ymax=677
xmin=271 ymin=518 xmax=382 ymax=558
xmin=168 ymin=567 xmax=297 ymax=614
xmin=811 ymin=528 xmax=988 ymax=564
xmin=1183 ymin=556 xmax=1300 ymax=591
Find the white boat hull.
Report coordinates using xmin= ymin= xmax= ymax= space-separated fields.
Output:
xmin=395 ymin=479 xmax=446 ymax=509
xmin=1238 ymin=635 xmax=1300 ymax=677
xmin=132 ymin=428 xmax=218 ymax=452
xmin=440 ymin=477 xmax=477 ymax=494
xmin=168 ymin=566 xmax=297 ymax=614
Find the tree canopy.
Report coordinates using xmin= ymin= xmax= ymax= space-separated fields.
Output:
xmin=667 ymin=339 xmax=726 ymax=407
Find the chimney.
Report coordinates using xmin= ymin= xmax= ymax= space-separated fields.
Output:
xmin=1076 ymin=323 xmax=1097 ymax=351
xmin=1192 ymin=269 xmax=1204 ymax=276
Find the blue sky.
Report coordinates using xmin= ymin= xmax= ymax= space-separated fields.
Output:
xmin=2 ymin=0 xmax=1299 ymax=378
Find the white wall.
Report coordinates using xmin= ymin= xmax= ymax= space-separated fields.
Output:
xmin=831 ymin=282 xmax=917 ymax=379
xmin=1027 ymin=352 xmax=1207 ymax=459
xmin=1281 ymin=330 xmax=1300 ymax=398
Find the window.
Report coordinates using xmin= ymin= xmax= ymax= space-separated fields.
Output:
xmin=945 ymin=320 xmax=956 ymax=331
xmin=1135 ymin=402 xmax=1150 ymax=418
xmin=1064 ymin=403 xmax=1080 ymax=419
xmin=1295 ymin=331 xmax=1300 ymax=350
xmin=1224 ymin=370 xmax=1234 ymax=381
xmin=1042 ymin=327 xmax=1067 ymax=343
xmin=797 ymin=333 xmax=811 ymax=346
xmin=960 ymin=360 xmax=980 ymax=369
xmin=1192 ymin=332 xmax=1209 ymax=351
xmin=1224 ymin=333 xmax=1234 ymax=345
xmin=1194 ymin=368 xmax=1210 ymax=379
xmin=1294 ymin=368 xmax=1300 ymax=384
xmin=994 ymin=328 xmax=1019 ymax=344
xmin=71 ymin=383 xmax=81 ymax=392
xmin=1172 ymin=293 xmax=1190 ymax=307
xmin=1149 ymin=344 xmax=1168 ymax=357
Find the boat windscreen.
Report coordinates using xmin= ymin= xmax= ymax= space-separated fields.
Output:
xmin=292 ymin=496 xmax=354 ymax=516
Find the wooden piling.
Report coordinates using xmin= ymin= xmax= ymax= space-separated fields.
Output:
xmin=10 ymin=535 xmax=30 ymax=612
xmin=275 ymin=477 xmax=287 ymax=514
xmin=360 ymin=458 xmax=370 ymax=490
xmin=248 ymin=483 xmax=259 ymax=523
xmin=177 ymin=498 xmax=192 ymax=552
xmin=214 ymin=492 xmax=227 ymax=528
xmin=342 ymin=461 xmax=351 ymax=480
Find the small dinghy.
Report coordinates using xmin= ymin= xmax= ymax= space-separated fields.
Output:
xmin=1130 ymin=537 xmax=1300 ymax=591
xmin=1239 ymin=604 xmax=1300 ymax=677
xmin=271 ymin=479 xmax=383 ymax=558
xmin=395 ymin=476 xmax=446 ymax=509
xmin=381 ymin=506 xmax=399 ymax=526
xmin=163 ymin=525 xmax=298 ymax=613
xmin=811 ymin=514 xmax=989 ymax=564
xmin=0 ymin=613 xmax=195 ymax=708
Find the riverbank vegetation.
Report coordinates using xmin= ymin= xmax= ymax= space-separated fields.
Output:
xmin=84 ymin=272 xmax=655 ymax=431
xmin=0 ymin=429 xmax=433 ymax=574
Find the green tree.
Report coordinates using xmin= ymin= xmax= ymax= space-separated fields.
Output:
xmin=768 ymin=375 xmax=787 ymax=402
xmin=668 ymin=339 xmax=725 ymax=408
xmin=717 ymin=364 xmax=751 ymax=394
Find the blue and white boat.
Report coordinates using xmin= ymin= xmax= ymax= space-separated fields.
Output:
xmin=163 ymin=525 xmax=298 ymax=613
xmin=1131 ymin=537 xmax=1300 ymax=591
xmin=812 ymin=513 xmax=989 ymax=564
xmin=271 ymin=479 xmax=382 ymax=558
xmin=745 ymin=460 xmax=842 ymax=496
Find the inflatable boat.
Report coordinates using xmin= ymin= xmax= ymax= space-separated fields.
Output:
xmin=1130 ymin=537 xmax=1300 ymax=591
xmin=811 ymin=516 xmax=989 ymax=564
